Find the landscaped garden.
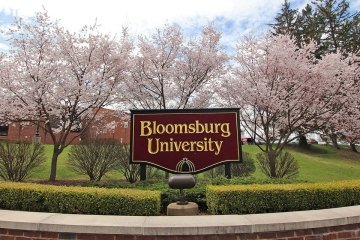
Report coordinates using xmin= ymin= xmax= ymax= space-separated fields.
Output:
xmin=0 ymin=0 xmax=359 ymax=219
xmin=1 ymin=142 xmax=359 ymax=216
xmin=29 ymin=144 xmax=360 ymax=183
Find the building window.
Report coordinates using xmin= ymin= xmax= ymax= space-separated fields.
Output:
xmin=0 ymin=125 xmax=9 ymax=136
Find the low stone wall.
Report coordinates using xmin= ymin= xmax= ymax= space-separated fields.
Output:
xmin=1 ymin=205 xmax=360 ymax=240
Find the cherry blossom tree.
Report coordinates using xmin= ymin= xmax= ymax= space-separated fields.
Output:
xmin=335 ymin=104 xmax=360 ymax=152
xmin=0 ymin=11 xmax=132 ymax=181
xmin=329 ymin=56 xmax=360 ymax=152
xmin=118 ymin=24 xmax=227 ymax=179
xmin=120 ymin=24 xmax=228 ymax=110
xmin=220 ymin=34 xmax=353 ymax=178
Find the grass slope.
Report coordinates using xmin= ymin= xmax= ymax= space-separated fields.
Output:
xmin=30 ymin=145 xmax=121 ymax=180
xmin=244 ymin=144 xmax=360 ymax=182
xmin=29 ymin=144 xmax=360 ymax=183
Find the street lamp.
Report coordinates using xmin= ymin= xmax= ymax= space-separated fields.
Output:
xmin=123 ymin=121 xmax=128 ymax=143
xmin=33 ymin=120 xmax=41 ymax=144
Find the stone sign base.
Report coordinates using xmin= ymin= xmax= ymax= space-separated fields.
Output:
xmin=167 ymin=202 xmax=199 ymax=216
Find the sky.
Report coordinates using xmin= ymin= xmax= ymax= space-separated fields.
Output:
xmin=0 ymin=0 xmax=359 ymax=51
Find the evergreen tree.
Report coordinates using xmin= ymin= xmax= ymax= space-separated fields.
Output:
xmin=313 ymin=0 xmax=360 ymax=56
xmin=271 ymin=0 xmax=300 ymax=36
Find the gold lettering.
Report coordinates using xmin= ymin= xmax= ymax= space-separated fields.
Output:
xmin=187 ymin=123 xmax=196 ymax=134
xmin=203 ymin=138 xmax=208 ymax=151
xmin=165 ymin=124 xmax=174 ymax=134
xmin=190 ymin=141 xmax=197 ymax=151
xmin=195 ymin=120 xmax=204 ymax=133
xmin=140 ymin=121 xmax=152 ymax=136
xmin=174 ymin=124 xmax=188 ymax=134
xmin=156 ymin=123 xmax=165 ymax=134
xmin=182 ymin=141 xmax=190 ymax=151
xmin=196 ymin=141 xmax=204 ymax=151
xmin=160 ymin=141 xmax=169 ymax=152
xmin=146 ymin=137 xmax=224 ymax=155
xmin=174 ymin=141 xmax=182 ymax=151
xmin=147 ymin=138 xmax=159 ymax=154
xmin=214 ymin=123 xmax=221 ymax=134
xmin=221 ymin=123 xmax=230 ymax=137
xmin=214 ymin=141 xmax=223 ymax=155
xmin=140 ymin=120 xmax=232 ymax=138
xmin=208 ymin=138 xmax=215 ymax=152
xmin=169 ymin=138 xmax=174 ymax=151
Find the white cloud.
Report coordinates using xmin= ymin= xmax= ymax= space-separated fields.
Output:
xmin=0 ymin=0 xmax=286 ymax=48
xmin=0 ymin=42 xmax=8 ymax=51
xmin=351 ymin=0 xmax=360 ymax=10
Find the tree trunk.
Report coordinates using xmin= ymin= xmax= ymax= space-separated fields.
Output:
xmin=49 ymin=146 xmax=61 ymax=182
xmin=350 ymin=143 xmax=358 ymax=153
xmin=267 ymin=150 xmax=277 ymax=178
xmin=330 ymin=134 xmax=340 ymax=149
xmin=298 ymin=134 xmax=309 ymax=149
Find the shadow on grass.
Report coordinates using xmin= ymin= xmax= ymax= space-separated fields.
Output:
xmin=286 ymin=144 xmax=335 ymax=155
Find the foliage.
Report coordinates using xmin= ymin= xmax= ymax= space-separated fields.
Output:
xmin=146 ymin=166 xmax=163 ymax=180
xmin=121 ymin=24 xmax=228 ymax=110
xmin=0 ymin=141 xmax=45 ymax=181
xmin=204 ymin=152 xmax=255 ymax=178
xmin=207 ymin=180 xmax=360 ymax=214
xmin=81 ymin=175 xmax=306 ymax=213
xmin=160 ymin=186 xmax=207 ymax=213
xmin=0 ymin=182 xmax=160 ymax=216
xmin=119 ymin=24 xmax=228 ymax=179
xmin=257 ymin=151 xmax=299 ymax=178
xmin=232 ymin=152 xmax=256 ymax=177
xmin=68 ymin=139 xmax=122 ymax=182
xmin=271 ymin=0 xmax=360 ymax=55
xmin=220 ymin=33 xmax=355 ymax=177
xmin=271 ymin=0 xmax=360 ymax=150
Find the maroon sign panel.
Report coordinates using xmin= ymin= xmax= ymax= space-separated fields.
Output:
xmin=130 ymin=108 xmax=242 ymax=174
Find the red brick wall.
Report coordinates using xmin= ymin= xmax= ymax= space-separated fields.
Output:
xmin=1 ymin=223 xmax=360 ymax=240
xmin=6 ymin=122 xmax=82 ymax=145
xmin=2 ymin=109 xmax=130 ymax=145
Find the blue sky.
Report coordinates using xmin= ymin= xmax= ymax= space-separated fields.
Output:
xmin=0 ymin=0 xmax=359 ymax=51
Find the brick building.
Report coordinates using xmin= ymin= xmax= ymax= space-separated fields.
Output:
xmin=0 ymin=108 xmax=130 ymax=144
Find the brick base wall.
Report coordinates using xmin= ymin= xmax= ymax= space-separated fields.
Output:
xmin=1 ymin=223 xmax=360 ymax=240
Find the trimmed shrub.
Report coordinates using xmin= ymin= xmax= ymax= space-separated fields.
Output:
xmin=207 ymin=180 xmax=360 ymax=214
xmin=81 ymin=176 xmax=306 ymax=214
xmin=0 ymin=182 xmax=161 ymax=216
xmin=161 ymin=185 xmax=207 ymax=213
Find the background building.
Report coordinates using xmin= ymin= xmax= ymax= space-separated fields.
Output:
xmin=0 ymin=108 xmax=130 ymax=144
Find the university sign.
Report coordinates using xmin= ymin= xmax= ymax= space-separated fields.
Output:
xmin=130 ymin=108 xmax=242 ymax=174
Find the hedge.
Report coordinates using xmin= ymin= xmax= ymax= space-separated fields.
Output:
xmin=206 ymin=180 xmax=360 ymax=214
xmin=0 ymin=182 xmax=161 ymax=216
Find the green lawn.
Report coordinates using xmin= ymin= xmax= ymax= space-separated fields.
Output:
xmin=30 ymin=145 xmax=122 ymax=181
xmin=29 ymin=144 xmax=360 ymax=183
xmin=244 ymin=144 xmax=360 ymax=182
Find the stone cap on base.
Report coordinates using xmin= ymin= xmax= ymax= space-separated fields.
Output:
xmin=0 ymin=205 xmax=360 ymax=236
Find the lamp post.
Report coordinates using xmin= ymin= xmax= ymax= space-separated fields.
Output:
xmin=123 ymin=121 xmax=128 ymax=143
xmin=33 ymin=120 xmax=41 ymax=144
